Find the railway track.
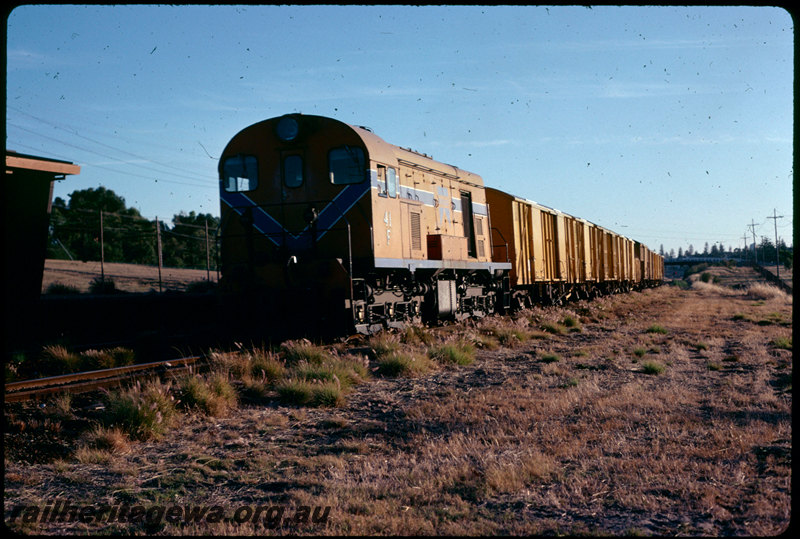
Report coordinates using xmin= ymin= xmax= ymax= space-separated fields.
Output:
xmin=4 ymin=356 xmax=202 ymax=403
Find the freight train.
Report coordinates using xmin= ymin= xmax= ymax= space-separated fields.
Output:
xmin=218 ymin=113 xmax=662 ymax=334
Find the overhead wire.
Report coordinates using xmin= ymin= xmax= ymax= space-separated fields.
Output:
xmin=6 ymin=110 xmax=219 ymax=188
xmin=8 ymin=105 xmax=215 ymax=179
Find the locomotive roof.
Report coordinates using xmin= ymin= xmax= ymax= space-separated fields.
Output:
xmin=349 ymin=123 xmax=484 ymax=187
xmin=222 ymin=114 xmax=485 ymax=189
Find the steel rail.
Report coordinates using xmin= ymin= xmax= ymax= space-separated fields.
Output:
xmin=5 ymin=356 xmax=202 ymax=403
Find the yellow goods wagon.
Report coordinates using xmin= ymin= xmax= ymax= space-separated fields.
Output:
xmin=486 ymin=189 xmax=567 ymax=285
xmin=487 ymin=185 xmax=658 ymax=302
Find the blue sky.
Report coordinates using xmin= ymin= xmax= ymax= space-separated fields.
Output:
xmin=6 ymin=5 xmax=794 ymax=254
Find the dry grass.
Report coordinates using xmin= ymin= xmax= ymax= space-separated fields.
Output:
xmin=42 ymin=258 xmax=217 ymax=294
xmin=4 ymin=271 xmax=792 ymax=535
xmin=178 ymin=371 xmax=239 ymax=417
xmin=745 ymin=282 xmax=792 ymax=303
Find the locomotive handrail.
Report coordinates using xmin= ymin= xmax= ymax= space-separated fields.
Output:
xmin=320 ymin=196 xmax=358 ymax=324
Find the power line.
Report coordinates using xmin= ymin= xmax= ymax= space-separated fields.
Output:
xmin=8 ymin=122 xmax=218 ymax=188
xmin=8 ymin=105 xmax=215 ymax=178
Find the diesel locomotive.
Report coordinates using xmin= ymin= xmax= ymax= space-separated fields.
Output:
xmin=218 ymin=113 xmax=662 ymax=334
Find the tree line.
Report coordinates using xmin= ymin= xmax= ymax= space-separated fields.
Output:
xmin=47 ymin=187 xmax=219 ymax=270
xmin=659 ymin=240 xmax=792 ymax=270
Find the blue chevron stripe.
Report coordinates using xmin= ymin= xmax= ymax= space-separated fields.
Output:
xmin=221 ymin=181 xmax=371 ymax=251
xmin=221 ymin=190 xmax=283 ymax=246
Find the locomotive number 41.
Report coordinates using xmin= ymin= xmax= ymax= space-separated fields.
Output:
xmin=384 ymin=211 xmax=392 ymax=244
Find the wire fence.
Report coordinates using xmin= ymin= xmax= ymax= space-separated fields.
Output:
xmin=46 ymin=206 xmax=219 ymax=294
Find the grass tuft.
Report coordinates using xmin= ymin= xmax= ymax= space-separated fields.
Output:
xmin=281 ymin=340 xmax=331 ymax=365
xmin=482 ymin=325 xmax=530 ymax=347
xmin=103 ymin=380 xmax=178 ymax=440
xmin=645 ymin=324 xmax=668 ymax=335
xmin=562 ymin=315 xmax=582 ymax=332
xmin=45 ymin=282 xmax=82 ymax=295
xmin=276 ymin=378 xmax=344 ymax=407
xmin=640 ymin=360 xmax=666 ymax=375
xmin=79 ymin=347 xmax=135 ymax=371
xmin=179 ymin=371 xmax=238 ymax=417
xmin=377 ymin=351 xmax=433 ymax=377
xmin=400 ymin=325 xmax=435 ymax=346
xmin=539 ymin=352 xmax=561 ymax=364
xmin=368 ymin=334 xmax=402 ymax=359
xmin=541 ymin=322 xmax=567 ymax=335
xmin=429 ymin=340 xmax=476 ymax=366
xmin=38 ymin=345 xmax=82 ymax=375
xmin=772 ymin=336 xmax=792 ymax=350
xmin=249 ymin=349 xmax=287 ymax=383
xmin=81 ymin=425 xmax=131 ymax=456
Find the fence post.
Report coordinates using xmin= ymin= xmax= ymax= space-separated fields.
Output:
xmin=155 ymin=216 xmax=163 ymax=293
xmin=205 ymin=218 xmax=211 ymax=282
xmin=99 ymin=209 xmax=105 ymax=286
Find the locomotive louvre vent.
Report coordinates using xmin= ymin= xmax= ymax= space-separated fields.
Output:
xmin=410 ymin=212 xmax=422 ymax=251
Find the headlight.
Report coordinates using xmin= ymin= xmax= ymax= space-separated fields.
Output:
xmin=276 ymin=116 xmax=299 ymax=142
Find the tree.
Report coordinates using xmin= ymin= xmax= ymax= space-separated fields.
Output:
xmin=67 ymin=186 xmax=128 ymax=214
xmin=53 ymin=188 xmax=154 ymax=264
xmin=778 ymin=240 xmax=793 ymax=269
xmin=161 ymin=211 xmax=219 ymax=269
xmin=48 ymin=187 xmax=219 ymax=269
xmin=759 ymin=236 xmax=776 ymax=265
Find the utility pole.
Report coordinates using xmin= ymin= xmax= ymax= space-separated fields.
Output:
xmin=205 ymin=218 xmax=211 ymax=282
xmin=747 ymin=220 xmax=759 ymax=265
xmin=99 ymin=209 xmax=105 ymax=287
xmin=155 ymin=217 xmax=163 ymax=293
xmin=766 ymin=209 xmax=784 ymax=280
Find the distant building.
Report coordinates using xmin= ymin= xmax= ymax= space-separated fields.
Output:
xmin=4 ymin=151 xmax=80 ymax=305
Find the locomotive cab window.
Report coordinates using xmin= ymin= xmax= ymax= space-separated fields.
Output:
xmin=376 ymin=165 xmax=397 ymax=198
xmin=283 ymin=154 xmax=303 ymax=188
xmin=386 ymin=166 xmax=397 ymax=198
xmin=222 ymin=154 xmax=258 ymax=192
xmin=329 ymin=146 xmax=366 ymax=185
